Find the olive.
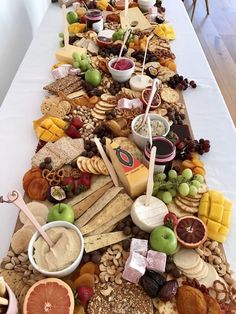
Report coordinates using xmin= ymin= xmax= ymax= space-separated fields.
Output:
xmin=165 ymin=262 xmax=175 ymax=273
xmin=44 ymin=157 xmax=52 ymax=164
xmin=39 ymin=162 xmax=46 ymax=169
xmin=117 ymin=222 xmax=125 ymax=231
xmin=91 ymin=253 xmax=101 ymax=264
xmin=87 ymin=151 xmax=95 ymax=158
xmin=171 ymin=266 xmax=182 ymax=278
xmin=132 ymin=226 xmax=140 ymax=235
xmin=82 ymin=254 xmax=91 ymax=263
xmin=123 ymin=226 xmax=132 ymax=235
xmin=45 ymin=164 xmax=53 ymax=170
xmin=122 ymin=239 xmax=130 ymax=251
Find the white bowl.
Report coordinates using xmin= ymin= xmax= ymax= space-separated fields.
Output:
xmin=28 ymin=221 xmax=84 ymax=278
xmin=131 ymin=113 xmax=170 ymax=149
xmin=108 ymin=57 xmax=135 ymax=82
xmin=138 ymin=0 xmax=156 ymax=11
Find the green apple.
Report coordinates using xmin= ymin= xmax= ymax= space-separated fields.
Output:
xmin=85 ymin=69 xmax=101 ymax=87
xmin=149 ymin=226 xmax=177 ymax=255
xmin=47 ymin=203 xmax=74 ymax=223
xmin=67 ymin=11 xmax=79 ymax=24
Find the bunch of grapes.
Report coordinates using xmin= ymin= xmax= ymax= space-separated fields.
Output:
xmin=176 ymin=138 xmax=210 ymax=160
xmin=168 ymin=74 xmax=197 ymax=90
xmin=153 ymin=168 xmax=204 ymax=204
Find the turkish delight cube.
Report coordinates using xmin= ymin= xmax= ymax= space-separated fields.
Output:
xmin=146 ymin=250 xmax=166 ymax=273
xmin=122 ymin=252 xmax=147 ymax=284
xmin=130 ymin=238 xmax=148 ymax=256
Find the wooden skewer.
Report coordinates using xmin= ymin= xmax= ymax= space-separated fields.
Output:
xmin=147 ymin=116 xmax=153 ymax=148
xmin=145 ymin=146 xmax=156 ymax=206
xmin=141 ymin=33 xmax=154 ymax=78
xmin=94 ymin=137 xmax=119 ymax=187
xmin=62 ymin=4 xmax=69 ymax=47
xmin=7 ymin=190 xmax=54 ymax=248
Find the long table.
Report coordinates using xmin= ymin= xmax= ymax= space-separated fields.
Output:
xmin=0 ymin=0 xmax=236 ymax=271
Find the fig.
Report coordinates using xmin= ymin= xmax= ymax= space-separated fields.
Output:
xmin=139 ymin=275 xmax=160 ymax=298
xmin=158 ymin=280 xmax=178 ymax=302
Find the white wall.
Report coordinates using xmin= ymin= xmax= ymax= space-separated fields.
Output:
xmin=0 ymin=0 xmax=51 ymax=105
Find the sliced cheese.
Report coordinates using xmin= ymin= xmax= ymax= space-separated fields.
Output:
xmin=106 ymin=139 xmax=148 ymax=198
xmin=120 ymin=7 xmax=151 ymax=30
xmin=55 ymin=45 xmax=87 ymax=64
xmin=129 ymin=75 xmax=153 ymax=92
xmin=173 ymin=249 xmax=200 ymax=270
xmin=131 ymin=195 xmax=168 ymax=232
xmin=84 ymin=231 xmax=130 ymax=253
xmin=199 ymin=263 xmax=219 ymax=288
xmin=80 ymin=192 xmax=133 ymax=235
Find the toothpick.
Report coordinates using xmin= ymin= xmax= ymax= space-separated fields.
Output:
xmin=94 ymin=137 xmax=119 ymax=187
xmin=147 ymin=116 xmax=153 ymax=148
xmin=62 ymin=4 xmax=69 ymax=47
xmin=145 ymin=146 xmax=156 ymax=206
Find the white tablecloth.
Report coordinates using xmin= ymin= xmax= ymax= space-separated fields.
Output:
xmin=0 ymin=0 xmax=236 ymax=270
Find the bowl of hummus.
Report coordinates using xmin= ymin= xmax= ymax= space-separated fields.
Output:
xmin=28 ymin=221 xmax=84 ymax=277
xmin=131 ymin=113 xmax=170 ymax=149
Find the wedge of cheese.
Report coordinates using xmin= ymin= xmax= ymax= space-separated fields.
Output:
xmin=55 ymin=45 xmax=87 ymax=64
xmin=106 ymin=139 xmax=148 ymax=198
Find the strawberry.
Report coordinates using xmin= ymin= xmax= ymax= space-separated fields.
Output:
xmin=76 ymin=286 xmax=93 ymax=305
xmin=71 ymin=117 xmax=84 ymax=129
xmin=65 ymin=124 xmax=81 ymax=138
xmin=80 ymin=173 xmax=92 ymax=188
xmin=164 ymin=212 xmax=178 ymax=229
xmin=62 ymin=176 xmax=75 ymax=195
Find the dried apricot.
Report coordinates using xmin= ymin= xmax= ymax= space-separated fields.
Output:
xmin=193 ymin=167 xmax=206 ymax=176
xmin=80 ymin=262 xmax=97 ymax=276
xmin=182 ymin=160 xmax=195 ymax=169
xmin=74 ymin=304 xmax=85 ymax=314
xmin=192 ymin=159 xmax=204 ymax=167
xmin=64 ymin=279 xmax=76 ymax=289
xmin=74 ymin=273 xmax=94 ymax=289
xmin=190 ymin=152 xmax=200 ymax=160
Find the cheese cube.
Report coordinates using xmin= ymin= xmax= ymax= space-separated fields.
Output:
xmin=130 ymin=238 xmax=148 ymax=257
xmin=122 ymin=252 xmax=146 ymax=284
xmin=146 ymin=250 xmax=166 ymax=273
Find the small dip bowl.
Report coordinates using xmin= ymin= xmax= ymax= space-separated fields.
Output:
xmin=138 ymin=0 xmax=156 ymax=12
xmin=28 ymin=221 xmax=84 ymax=278
xmin=6 ymin=284 xmax=18 ymax=314
xmin=108 ymin=57 xmax=135 ymax=82
xmin=141 ymin=87 xmax=161 ymax=109
xmin=97 ymin=30 xmax=114 ymax=47
xmin=131 ymin=113 xmax=170 ymax=149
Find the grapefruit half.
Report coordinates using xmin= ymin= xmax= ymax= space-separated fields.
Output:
xmin=23 ymin=278 xmax=74 ymax=314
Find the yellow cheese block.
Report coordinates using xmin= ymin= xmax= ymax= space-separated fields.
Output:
xmin=55 ymin=45 xmax=87 ymax=64
xmin=198 ymin=190 xmax=233 ymax=243
xmin=106 ymin=139 xmax=148 ymax=198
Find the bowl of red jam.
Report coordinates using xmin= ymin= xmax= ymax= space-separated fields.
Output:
xmin=141 ymin=87 xmax=161 ymax=109
xmin=97 ymin=30 xmax=114 ymax=47
xmin=108 ymin=57 xmax=135 ymax=82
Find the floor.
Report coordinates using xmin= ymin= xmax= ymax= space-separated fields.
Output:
xmin=183 ymin=0 xmax=236 ymax=125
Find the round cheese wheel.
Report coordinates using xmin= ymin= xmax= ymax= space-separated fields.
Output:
xmin=131 ymin=195 xmax=168 ymax=232
xmin=129 ymin=75 xmax=153 ymax=92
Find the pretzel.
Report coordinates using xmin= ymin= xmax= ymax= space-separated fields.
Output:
xmin=42 ymin=169 xmax=50 ymax=178
xmin=56 ymin=168 xmax=65 ymax=179
xmin=229 ymin=285 xmax=236 ymax=304
xmin=46 ymin=170 xmax=56 ymax=181
xmin=49 ymin=178 xmax=61 ymax=186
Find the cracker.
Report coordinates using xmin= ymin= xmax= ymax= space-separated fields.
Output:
xmin=160 ymin=87 xmax=179 ymax=103
xmin=198 ymin=183 xmax=208 ymax=194
xmin=167 ymin=202 xmax=189 ymax=218
xmin=91 ymin=110 xmax=105 ymax=120
xmin=87 ymin=159 xmax=100 ymax=174
xmin=174 ymin=198 xmax=198 ymax=214
xmin=100 ymin=94 xmax=116 ymax=103
xmin=97 ymin=101 xmax=116 ymax=109
xmin=77 ymin=156 xmax=88 ymax=173
xmin=97 ymin=160 xmax=109 ymax=175
xmin=93 ymin=107 xmax=106 ymax=115
xmin=176 ymin=195 xmax=200 ymax=207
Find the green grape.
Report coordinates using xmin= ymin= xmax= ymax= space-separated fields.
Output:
xmin=191 ymin=180 xmax=201 ymax=189
xmin=177 ymin=175 xmax=184 ymax=183
xmin=178 ymin=183 xmax=190 ymax=196
xmin=189 ymin=185 xmax=198 ymax=196
xmin=153 ymin=183 xmax=160 ymax=196
xmin=73 ymin=61 xmax=80 ymax=69
xmin=162 ymin=191 xmax=172 ymax=204
xmin=169 ymin=188 xmax=177 ymax=197
xmin=59 ymin=40 xmax=64 ymax=47
xmin=194 ymin=174 xmax=204 ymax=184
xmin=157 ymin=191 xmax=164 ymax=200
xmin=165 ymin=181 xmax=173 ymax=190
xmin=59 ymin=32 xmax=64 ymax=38
xmin=156 ymin=173 xmax=166 ymax=182
xmin=182 ymin=168 xmax=193 ymax=180
xmin=168 ymin=169 xmax=177 ymax=179
xmin=72 ymin=52 xmax=81 ymax=62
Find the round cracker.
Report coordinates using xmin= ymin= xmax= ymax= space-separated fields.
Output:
xmin=199 ymin=263 xmax=219 ymax=288
xmin=77 ymin=156 xmax=88 ymax=172
xmin=91 ymin=110 xmax=105 ymax=120
xmin=95 ymin=103 xmax=115 ymax=111
xmin=160 ymin=87 xmax=179 ymax=103
xmin=174 ymin=198 xmax=198 ymax=214
xmin=97 ymin=159 xmax=109 ymax=175
xmin=11 ymin=228 xmax=35 ymax=254
xmin=81 ymin=159 xmax=91 ymax=173
xmin=176 ymin=195 xmax=199 ymax=208
xmin=173 ymin=249 xmax=200 ymax=270
xmin=185 ymin=261 xmax=208 ymax=280
xmin=93 ymin=107 xmax=106 ymax=115
xmin=183 ymin=194 xmax=203 ymax=201
xmin=198 ymin=183 xmax=208 ymax=194
xmin=167 ymin=202 xmax=189 ymax=218
xmin=86 ymin=159 xmax=100 ymax=174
